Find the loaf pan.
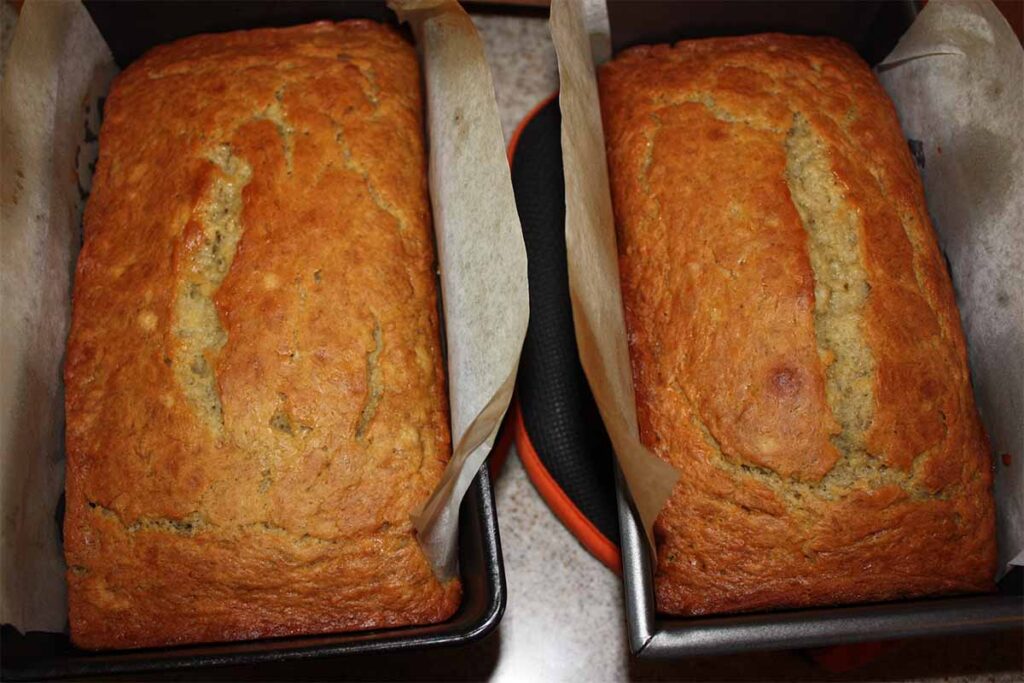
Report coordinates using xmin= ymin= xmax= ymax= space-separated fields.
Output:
xmin=509 ymin=83 xmax=1022 ymax=659
xmin=0 ymin=2 xmax=505 ymax=678
xmin=605 ymin=0 xmax=1023 ymax=658
xmin=509 ymin=84 xmax=1022 ymax=664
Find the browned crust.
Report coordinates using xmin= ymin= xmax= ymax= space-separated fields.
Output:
xmin=599 ymin=34 xmax=996 ymax=616
xmin=64 ymin=21 xmax=459 ymax=650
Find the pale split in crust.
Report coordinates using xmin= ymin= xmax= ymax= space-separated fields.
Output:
xmin=599 ymin=34 xmax=997 ymax=616
xmin=64 ymin=21 xmax=459 ymax=650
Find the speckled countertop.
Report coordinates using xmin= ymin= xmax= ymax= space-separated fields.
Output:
xmin=3 ymin=6 xmax=1021 ymax=682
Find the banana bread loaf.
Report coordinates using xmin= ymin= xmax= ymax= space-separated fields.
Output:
xmin=599 ymin=34 xmax=997 ymax=616
xmin=64 ymin=21 xmax=459 ymax=649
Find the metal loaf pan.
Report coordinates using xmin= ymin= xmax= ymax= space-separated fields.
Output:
xmin=1 ymin=2 xmax=505 ymax=678
xmin=606 ymin=0 xmax=1024 ymax=658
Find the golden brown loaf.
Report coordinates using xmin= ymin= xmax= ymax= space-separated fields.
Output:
xmin=64 ymin=21 xmax=459 ymax=649
xmin=599 ymin=34 xmax=997 ymax=616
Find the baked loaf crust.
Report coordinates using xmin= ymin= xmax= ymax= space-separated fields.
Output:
xmin=64 ymin=21 xmax=459 ymax=649
xmin=599 ymin=34 xmax=996 ymax=616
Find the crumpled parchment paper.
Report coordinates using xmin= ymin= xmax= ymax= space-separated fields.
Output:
xmin=876 ymin=0 xmax=1023 ymax=575
xmin=1 ymin=0 xmax=115 ymax=634
xmin=390 ymin=0 xmax=529 ymax=580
